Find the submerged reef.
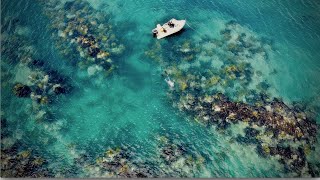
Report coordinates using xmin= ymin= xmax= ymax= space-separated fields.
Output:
xmin=1 ymin=17 xmax=72 ymax=122
xmin=1 ymin=15 xmax=71 ymax=177
xmin=12 ymin=83 xmax=32 ymax=97
xmin=81 ymin=146 xmax=155 ymax=178
xmin=146 ymin=20 xmax=274 ymax=103
xmin=2 ymin=0 xmax=319 ymax=177
xmin=1 ymin=118 xmax=53 ymax=177
xmin=71 ymin=135 xmax=206 ymax=178
xmin=177 ymin=93 xmax=317 ymax=175
xmin=145 ymin=20 xmax=319 ymax=177
xmin=39 ymin=0 xmax=125 ymax=77
xmin=154 ymin=135 xmax=207 ymax=177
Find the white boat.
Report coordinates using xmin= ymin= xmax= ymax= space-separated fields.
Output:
xmin=152 ymin=18 xmax=186 ymax=39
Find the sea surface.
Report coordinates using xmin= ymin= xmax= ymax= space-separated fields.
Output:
xmin=1 ymin=0 xmax=320 ymax=178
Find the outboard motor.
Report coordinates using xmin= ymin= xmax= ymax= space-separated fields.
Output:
xmin=152 ymin=29 xmax=158 ymax=38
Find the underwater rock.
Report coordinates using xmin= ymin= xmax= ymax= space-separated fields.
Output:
xmin=145 ymin=20 xmax=319 ymax=176
xmin=52 ymin=84 xmax=66 ymax=94
xmin=174 ymin=92 xmax=318 ymax=175
xmin=81 ymin=147 xmax=153 ymax=178
xmin=1 ymin=121 xmax=53 ymax=178
xmin=12 ymin=83 xmax=32 ymax=97
xmin=74 ymin=135 xmax=207 ymax=178
xmin=110 ymin=44 xmax=125 ymax=55
xmin=87 ymin=64 xmax=103 ymax=76
xmin=29 ymin=59 xmax=45 ymax=69
xmin=40 ymin=96 xmax=49 ymax=104
xmin=35 ymin=110 xmax=47 ymax=122
xmin=15 ymin=25 xmax=31 ymax=36
xmin=40 ymin=0 xmax=124 ymax=77
xmin=156 ymin=135 xmax=206 ymax=176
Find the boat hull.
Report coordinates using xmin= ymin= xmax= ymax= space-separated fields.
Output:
xmin=153 ymin=19 xmax=186 ymax=39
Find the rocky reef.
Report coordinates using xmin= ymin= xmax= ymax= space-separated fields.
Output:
xmin=1 ymin=12 xmax=73 ymax=177
xmin=81 ymin=146 xmax=154 ymax=178
xmin=145 ymin=20 xmax=319 ymax=177
xmin=155 ymin=135 xmax=206 ymax=177
xmin=1 ymin=118 xmax=53 ymax=177
xmin=1 ymin=16 xmax=72 ymax=122
xmin=39 ymin=0 xmax=125 ymax=77
xmin=1 ymin=0 xmax=125 ymax=177
xmin=71 ymin=135 xmax=206 ymax=178
xmin=12 ymin=83 xmax=32 ymax=97
xmin=2 ymin=0 xmax=319 ymax=177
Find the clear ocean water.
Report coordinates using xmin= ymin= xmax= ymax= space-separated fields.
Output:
xmin=1 ymin=0 xmax=320 ymax=178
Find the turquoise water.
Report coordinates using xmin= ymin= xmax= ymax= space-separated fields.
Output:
xmin=1 ymin=0 xmax=320 ymax=178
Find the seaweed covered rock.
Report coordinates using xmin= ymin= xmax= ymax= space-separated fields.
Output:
xmin=12 ymin=83 xmax=32 ymax=97
xmin=74 ymin=135 xmax=208 ymax=178
xmin=53 ymin=85 xmax=66 ymax=95
xmin=1 ymin=116 xmax=53 ymax=177
xmin=80 ymin=147 xmax=155 ymax=178
xmin=145 ymin=20 xmax=319 ymax=177
xmin=39 ymin=0 xmax=125 ymax=77
xmin=2 ymin=17 xmax=72 ymax=125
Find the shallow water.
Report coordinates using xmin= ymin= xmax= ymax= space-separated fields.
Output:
xmin=1 ymin=0 xmax=320 ymax=178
